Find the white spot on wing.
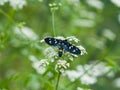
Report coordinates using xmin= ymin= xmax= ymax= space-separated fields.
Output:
xmin=55 ymin=41 xmax=57 ymax=44
xmin=76 ymin=48 xmax=78 ymax=51
xmin=69 ymin=46 xmax=73 ymax=49
xmin=49 ymin=40 xmax=52 ymax=44
xmin=54 ymin=40 xmax=58 ymax=44
xmin=69 ymin=46 xmax=71 ymax=49
xmin=73 ymin=49 xmax=76 ymax=52
xmin=49 ymin=38 xmax=51 ymax=40
xmin=58 ymin=43 xmax=61 ymax=45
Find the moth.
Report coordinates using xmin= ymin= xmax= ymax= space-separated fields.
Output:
xmin=44 ymin=37 xmax=81 ymax=57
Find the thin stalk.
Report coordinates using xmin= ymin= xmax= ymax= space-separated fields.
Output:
xmin=55 ymin=72 xmax=61 ymax=90
xmin=0 ymin=9 xmax=15 ymax=25
xmin=52 ymin=12 xmax=56 ymax=37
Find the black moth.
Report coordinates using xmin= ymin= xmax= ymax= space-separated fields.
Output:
xmin=44 ymin=37 xmax=81 ymax=57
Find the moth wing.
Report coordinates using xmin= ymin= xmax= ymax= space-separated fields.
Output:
xmin=63 ymin=42 xmax=81 ymax=55
xmin=44 ymin=37 xmax=61 ymax=46
xmin=69 ymin=45 xmax=81 ymax=54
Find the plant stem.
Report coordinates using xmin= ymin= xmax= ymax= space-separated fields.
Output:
xmin=52 ymin=12 xmax=56 ymax=37
xmin=0 ymin=9 xmax=15 ymax=25
xmin=55 ymin=72 xmax=61 ymax=90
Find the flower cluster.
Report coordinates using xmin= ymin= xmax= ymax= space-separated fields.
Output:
xmin=49 ymin=2 xmax=62 ymax=12
xmin=0 ymin=0 xmax=8 ymax=5
xmin=113 ymin=78 xmax=120 ymax=88
xmin=111 ymin=0 xmax=120 ymax=7
xmin=67 ymin=0 xmax=80 ymax=7
xmin=43 ymin=47 xmax=57 ymax=62
xmin=13 ymin=26 xmax=38 ymax=40
xmin=77 ymin=87 xmax=91 ymax=90
xmin=66 ymin=36 xmax=80 ymax=43
xmin=0 ymin=0 xmax=44 ymax=10
xmin=55 ymin=60 xmax=70 ymax=73
xmin=86 ymin=0 xmax=104 ymax=10
xmin=31 ymin=36 xmax=87 ymax=74
xmin=0 ymin=0 xmax=26 ymax=10
xmin=29 ymin=55 xmax=49 ymax=74
xmin=77 ymin=45 xmax=87 ymax=55
xmin=65 ymin=61 xmax=114 ymax=85
xmin=102 ymin=29 xmax=116 ymax=41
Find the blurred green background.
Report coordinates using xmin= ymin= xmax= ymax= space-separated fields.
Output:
xmin=0 ymin=0 xmax=120 ymax=90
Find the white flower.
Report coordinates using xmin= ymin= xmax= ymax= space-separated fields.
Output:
xmin=89 ymin=63 xmax=106 ymax=77
xmin=50 ymin=36 xmax=80 ymax=43
xmin=65 ymin=62 xmax=114 ymax=85
xmin=64 ymin=52 xmax=78 ymax=61
xmin=55 ymin=36 xmax=65 ymax=40
xmin=0 ymin=0 xmax=8 ymax=5
xmin=80 ymin=74 xmax=97 ymax=85
xmin=29 ymin=55 xmax=49 ymax=74
xmin=77 ymin=45 xmax=87 ymax=55
xmin=67 ymin=54 xmax=74 ymax=61
xmin=80 ymin=10 xmax=96 ymax=19
xmin=14 ymin=26 xmax=38 ymax=40
xmin=77 ymin=87 xmax=92 ymax=90
xmin=87 ymin=37 xmax=105 ymax=49
xmin=77 ymin=87 xmax=84 ymax=90
xmin=77 ymin=62 xmax=113 ymax=77
xmin=55 ymin=60 xmax=70 ymax=73
xmin=113 ymin=78 xmax=120 ymax=88
xmin=111 ymin=0 xmax=120 ymax=7
xmin=107 ymin=71 xmax=115 ymax=78
xmin=74 ymin=19 xmax=95 ymax=27
xmin=65 ymin=70 xmax=80 ymax=82
xmin=66 ymin=36 xmax=80 ymax=43
xmin=103 ymin=29 xmax=116 ymax=41
xmin=44 ymin=47 xmax=57 ymax=61
xmin=9 ymin=0 xmax=27 ymax=10
xmin=40 ymin=39 xmax=45 ymax=43
xmin=86 ymin=0 xmax=104 ymax=9
xmin=67 ymin=0 xmax=80 ymax=7
xmin=38 ymin=0 xmax=43 ymax=2
xmin=84 ymin=62 xmax=108 ymax=77
xmin=0 ymin=0 xmax=27 ymax=9
xmin=32 ymin=59 xmax=49 ymax=74
xmin=118 ymin=14 xmax=120 ymax=24
xmin=29 ymin=55 xmax=38 ymax=62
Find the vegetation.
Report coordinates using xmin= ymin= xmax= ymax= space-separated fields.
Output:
xmin=0 ymin=0 xmax=120 ymax=90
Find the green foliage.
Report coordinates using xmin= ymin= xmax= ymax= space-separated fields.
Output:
xmin=0 ymin=0 xmax=120 ymax=90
